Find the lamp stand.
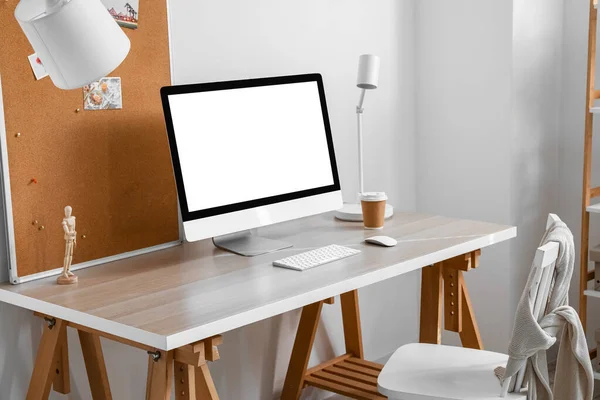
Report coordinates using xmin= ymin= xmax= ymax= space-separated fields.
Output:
xmin=334 ymin=89 xmax=394 ymax=222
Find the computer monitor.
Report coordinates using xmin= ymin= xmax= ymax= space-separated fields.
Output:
xmin=160 ymin=74 xmax=343 ymax=256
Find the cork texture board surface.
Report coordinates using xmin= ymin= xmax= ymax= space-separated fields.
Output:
xmin=0 ymin=0 xmax=180 ymax=280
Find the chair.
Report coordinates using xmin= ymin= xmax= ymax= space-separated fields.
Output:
xmin=377 ymin=214 xmax=562 ymax=400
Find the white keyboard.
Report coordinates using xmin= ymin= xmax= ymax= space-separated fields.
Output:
xmin=273 ymin=244 xmax=361 ymax=271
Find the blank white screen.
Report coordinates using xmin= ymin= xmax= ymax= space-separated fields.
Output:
xmin=168 ymin=81 xmax=335 ymax=212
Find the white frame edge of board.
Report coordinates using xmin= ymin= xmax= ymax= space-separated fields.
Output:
xmin=0 ymin=74 xmax=19 ymax=285
xmin=12 ymin=240 xmax=182 ymax=284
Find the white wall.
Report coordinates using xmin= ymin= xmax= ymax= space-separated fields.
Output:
xmin=415 ymin=0 xmax=564 ymax=352
xmin=0 ymin=1 xmax=418 ymax=399
xmin=560 ymin=0 xmax=600 ymax=343
xmin=416 ymin=0 xmax=515 ymax=352
xmin=511 ymin=0 xmax=563 ymax=315
xmin=169 ymin=0 xmax=416 ymax=207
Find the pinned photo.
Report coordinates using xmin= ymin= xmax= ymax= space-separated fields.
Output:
xmin=27 ymin=54 xmax=48 ymax=80
xmin=83 ymin=77 xmax=123 ymax=111
xmin=103 ymin=0 xmax=139 ymax=29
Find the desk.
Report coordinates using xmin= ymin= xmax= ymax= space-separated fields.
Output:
xmin=0 ymin=211 xmax=515 ymax=400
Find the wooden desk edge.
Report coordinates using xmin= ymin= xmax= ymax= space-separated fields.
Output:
xmin=0 ymin=289 xmax=170 ymax=350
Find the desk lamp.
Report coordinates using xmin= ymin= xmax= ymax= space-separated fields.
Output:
xmin=14 ymin=0 xmax=130 ymax=90
xmin=335 ymin=54 xmax=394 ymax=221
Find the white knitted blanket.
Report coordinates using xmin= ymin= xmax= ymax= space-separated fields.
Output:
xmin=498 ymin=220 xmax=593 ymax=400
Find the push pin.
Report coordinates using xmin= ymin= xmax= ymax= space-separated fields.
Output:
xmin=32 ymin=220 xmax=38 ymax=226
xmin=75 ymin=108 xmax=81 ymax=113
xmin=30 ymin=178 xmax=37 ymax=184
xmin=81 ymin=234 xmax=86 ymax=239
xmin=38 ymin=225 xmax=45 ymax=231
xmin=15 ymin=132 xmax=21 ymax=138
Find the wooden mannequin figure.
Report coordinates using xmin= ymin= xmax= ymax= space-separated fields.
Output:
xmin=57 ymin=205 xmax=78 ymax=285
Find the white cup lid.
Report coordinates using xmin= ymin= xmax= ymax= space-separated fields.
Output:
xmin=360 ymin=192 xmax=387 ymax=202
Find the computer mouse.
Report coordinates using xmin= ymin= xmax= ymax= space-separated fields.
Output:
xmin=365 ymin=236 xmax=397 ymax=247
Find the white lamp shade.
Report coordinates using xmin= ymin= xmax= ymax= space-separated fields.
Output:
xmin=15 ymin=0 xmax=131 ymax=90
xmin=357 ymin=54 xmax=380 ymax=90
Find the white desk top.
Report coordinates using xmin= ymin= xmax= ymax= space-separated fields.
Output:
xmin=0 ymin=212 xmax=516 ymax=350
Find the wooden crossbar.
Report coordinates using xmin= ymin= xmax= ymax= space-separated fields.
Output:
xmin=34 ymin=312 xmax=156 ymax=352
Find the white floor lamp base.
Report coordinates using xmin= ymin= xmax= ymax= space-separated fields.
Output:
xmin=334 ymin=203 xmax=394 ymax=222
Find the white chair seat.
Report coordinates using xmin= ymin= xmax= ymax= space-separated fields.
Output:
xmin=377 ymin=343 xmax=527 ymax=400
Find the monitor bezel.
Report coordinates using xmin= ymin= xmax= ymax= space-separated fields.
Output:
xmin=160 ymin=73 xmax=341 ymax=223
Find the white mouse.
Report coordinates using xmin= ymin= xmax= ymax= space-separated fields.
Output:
xmin=365 ymin=236 xmax=397 ymax=247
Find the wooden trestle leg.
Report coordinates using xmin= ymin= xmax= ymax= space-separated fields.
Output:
xmin=282 ymin=293 xmax=385 ymax=400
xmin=26 ymin=318 xmax=67 ymax=400
xmin=282 ymin=250 xmax=485 ymax=400
xmin=419 ymin=250 xmax=483 ymax=350
xmin=28 ymin=313 xmax=223 ymax=400
xmin=147 ymin=335 xmax=223 ymax=400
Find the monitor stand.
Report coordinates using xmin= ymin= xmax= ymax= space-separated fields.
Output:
xmin=212 ymin=230 xmax=293 ymax=257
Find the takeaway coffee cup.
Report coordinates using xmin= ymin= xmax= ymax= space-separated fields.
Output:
xmin=360 ymin=192 xmax=387 ymax=229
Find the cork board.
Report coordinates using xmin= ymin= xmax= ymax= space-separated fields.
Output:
xmin=0 ymin=0 xmax=180 ymax=283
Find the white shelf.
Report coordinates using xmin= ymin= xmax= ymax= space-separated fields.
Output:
xmin=584 ymin=290 xmax=600 ymax=298
xmin=591 ymin=107 xmax=600 ymax=114
xmin=584 ymin=289 xmax=600 ymax=298
xmin=595 ymin=371 xmax=600 ymax=381
xmin=587 ymin=203 xmax=600 ymax=213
